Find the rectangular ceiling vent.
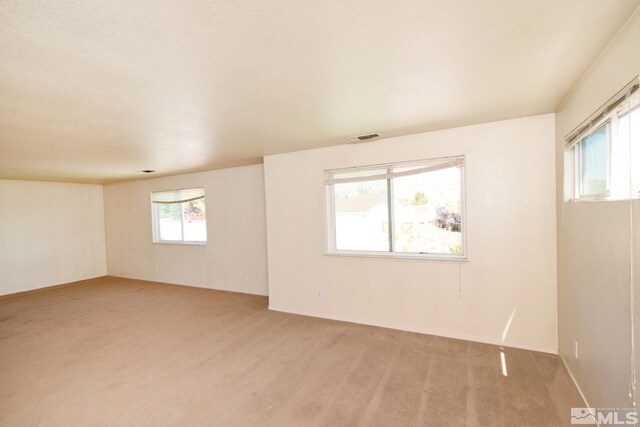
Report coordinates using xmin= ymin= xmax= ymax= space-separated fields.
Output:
xmin=348 ymin=133 xmax=380 ymax=142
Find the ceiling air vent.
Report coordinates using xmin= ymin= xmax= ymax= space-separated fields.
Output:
xmin=348 ymin=133 xmax=380 ymax=142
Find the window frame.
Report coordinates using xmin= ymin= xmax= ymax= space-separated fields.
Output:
xmin=324 ymin=156 xmax=467 ymax=262
xmin=565 ymin=79 xmax=640 ymax=202
xmin=151 ymin=187 xmax=208 ymax=245
xmin=574 ymin=120 xmax=611 ymax=200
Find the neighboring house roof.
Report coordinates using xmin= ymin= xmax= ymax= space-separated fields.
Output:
xmin=335 ymin=193 xmax=385 ymax=213
xmin=336 ymin=194 xmax=434 ymax=221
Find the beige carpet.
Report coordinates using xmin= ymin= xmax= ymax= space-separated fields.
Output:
xmin=0 ymin=276 xmax=583 ymax=426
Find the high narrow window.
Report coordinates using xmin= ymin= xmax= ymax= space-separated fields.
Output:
xmin=151 ymin=188 xmax=207 ymax=244
xmin=579 ymin=123 xmax=608 ymax=196
xmin=565 ymin=79 xmax=640 ymax=200
xmin=325 ymin=156 xmax=465 ymax=260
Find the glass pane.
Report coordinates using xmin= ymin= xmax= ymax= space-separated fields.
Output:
xmin=632 ymin=106 xmax=640 ymax=194
xmin=182 ymin=199 xmax=207 ymax=242
xmin=334 ymin=179 xmax=389 ymax=251
xmin=580 ymin=124 xmax=608 ymax=196
xmin=157 ymin=203 xmax=183 ymax=241
xmin=612 ymin=106 xmax=640 ymax=197
xmin=392 ymin=166 xmax=462 ymax=255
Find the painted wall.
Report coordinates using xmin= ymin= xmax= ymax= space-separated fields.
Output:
xmin=103 ymin=164 xmax=268 ymax=296
xmin=555 ymin=10 xmax=640 ymax=408
xmin=0 ymin=180 xmax=106 ymax=295
xmin=264 ymin=114 xmax=558 ymax=352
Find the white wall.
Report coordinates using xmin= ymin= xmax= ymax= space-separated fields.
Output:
xmin=555 ymin=9 xmax=640 ymax=408
xmin=103 ymin=164 xmax=268 ymax=296
xmin=0 ymin=180 xmax=106 ymax=296
xmin=264 ymin=114 xmax=558 ymax=352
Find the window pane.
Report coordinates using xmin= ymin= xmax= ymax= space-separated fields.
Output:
xmin=392 ymin=167 xmax=462 ymax=255
xmin=182 ymin=199 xmax=207 ymax=242
xmin=580 ymin=124 xmax=608 ymax=196
xmin=157 ymin=203 xmax=183 ymax=241
xmin=611 ymin=106 xmax=640 ymax=197
xmin=334 ymin=179 xmax=389 ymax=251
xmin=632 ymin=107 xmax=640 ymax=194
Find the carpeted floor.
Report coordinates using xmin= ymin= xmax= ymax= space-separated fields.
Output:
xmin=0 ymin=276 xmax=583 ymax=426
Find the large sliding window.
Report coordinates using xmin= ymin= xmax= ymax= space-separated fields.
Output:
xmin=151 ymin=188 xmax=207 ymax=244
xmin=325 ymin=156 xmax=465 ymax=260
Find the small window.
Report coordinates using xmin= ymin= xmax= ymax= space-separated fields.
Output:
xmin=325 ymin=157 xmax=465 ymax=260
xmin=566 ymin=79 xmax=640 ymax=201
xmin=151 ymin=188 xmax=207 ymax=244
xmin=578 ymin=123 xmax=609 ymax=197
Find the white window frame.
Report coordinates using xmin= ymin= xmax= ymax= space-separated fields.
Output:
xmin=151 ymin=188 xmax=207 ymax=245
xmin=565 ymin=78 xmax=640 ymax=202
xmin=324 ymin=156 xmax=467 ymax=262
xmin=574 ymin=120 xmax=611 ymax=200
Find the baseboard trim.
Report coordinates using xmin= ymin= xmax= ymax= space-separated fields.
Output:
xmin=560 ymin=354 xmax=591 ymax=408
xmin=268 ymin=305 xmax=558 ymax=355
xmin=106 ymin=275 xmax=269 ymax=297
xmin=0 ymin=275 xmax=109 ymax=300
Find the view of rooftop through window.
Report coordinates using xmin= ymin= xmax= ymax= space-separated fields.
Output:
xmin=327 ymin=158 xmax=464 ymax=259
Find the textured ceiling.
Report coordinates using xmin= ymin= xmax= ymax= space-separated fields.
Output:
xmin=1 ymin=0 xmax=639 ymax=183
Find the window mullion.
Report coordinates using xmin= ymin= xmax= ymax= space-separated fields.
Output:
xmin=329 ymin=184 xmax=337 ymax=252
xmin=574 ymin=145 xmax=580 ymax=199
xmin=580 ymin=143 xmax=585 ymax=196
xmin=578 ymin=142 xmax=583 ymax=196
xmin=607 ymin=121 xmax=612 ymax=192
xmin=387 ymin=172 xmax=395 ymax=253
xmin=152 ymin=203 xmax=158 ymax=241
xmin=180 ymin=202 xmax=185 ymax=242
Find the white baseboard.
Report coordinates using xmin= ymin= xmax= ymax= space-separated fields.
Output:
xmin=268 ymin=305 xmax=558 ymax=355
xmin=560 ymin=354 xmax=591 ymax=407
xmin=107 ymin=274 xmax=269 ymax=297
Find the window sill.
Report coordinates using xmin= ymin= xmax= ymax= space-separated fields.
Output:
xmin=568 ymin=193 xmax=640 ymax=202
xmin=324 ymin=251 xmax=468 ymax=262
xmin=152 ymin=241 xmax=207 ymax=246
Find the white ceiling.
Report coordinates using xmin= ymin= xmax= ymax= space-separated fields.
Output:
xmin=1 ymin=0 xmax=638 ymax=183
